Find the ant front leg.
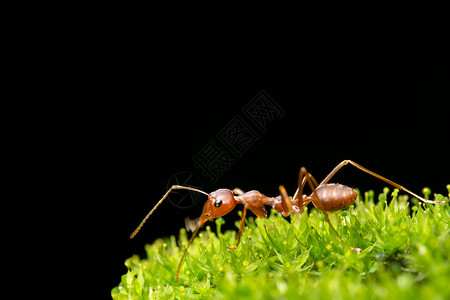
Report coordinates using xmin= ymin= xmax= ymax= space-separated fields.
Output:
xmin=227 ymin=206 xmax=248 ymax=251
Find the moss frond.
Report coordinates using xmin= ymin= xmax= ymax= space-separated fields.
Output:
xmin=112 ymin=187 xmax=449 ymax=299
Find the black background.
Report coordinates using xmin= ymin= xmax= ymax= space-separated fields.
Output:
xmin=69 ymin=4 xmax=449 ymax=298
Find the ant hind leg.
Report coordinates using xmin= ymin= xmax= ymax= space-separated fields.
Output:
xmin=321 ymin=210 xmax=362 ymax=254
xmin=320 ymin=160 xmax=445 ymax=205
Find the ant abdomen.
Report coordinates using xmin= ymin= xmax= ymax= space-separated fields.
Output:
xmin=313 ymin=183 xmax=358 ymax=211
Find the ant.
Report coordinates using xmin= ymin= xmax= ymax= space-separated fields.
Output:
xmin=130 ymin=160 xmax=445 ymax=283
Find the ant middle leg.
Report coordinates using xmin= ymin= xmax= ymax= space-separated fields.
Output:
xmin=296 ymin=167 xmax=320 ymax=209
xmin=292 ymin=167 xmax=318 ymax=201
xmin=279 ymin=167 xmax=320 ymax=215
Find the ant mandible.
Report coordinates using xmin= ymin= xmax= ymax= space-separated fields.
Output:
xmin=130 ymin=160 xmax=445 ymax=283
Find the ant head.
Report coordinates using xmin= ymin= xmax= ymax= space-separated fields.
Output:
xmin=199 ymin=189 xmax=236 ymax=225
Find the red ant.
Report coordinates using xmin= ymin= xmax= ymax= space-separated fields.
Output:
xmin=130 ymin=160 xmax=445 ymax=283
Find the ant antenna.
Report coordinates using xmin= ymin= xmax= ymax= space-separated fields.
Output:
xmin=130 ymin=185 xmax=209 ymax=239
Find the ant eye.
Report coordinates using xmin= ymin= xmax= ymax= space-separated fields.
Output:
xmin=214 ymin=199 xmax=222 ymax=207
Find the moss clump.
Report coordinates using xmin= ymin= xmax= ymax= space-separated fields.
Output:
xmin=112 ymin=186 xmax=449 ymax=299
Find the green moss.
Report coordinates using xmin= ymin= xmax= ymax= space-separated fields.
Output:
xmin=112 ymin=187 xmax=449 ymax=299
